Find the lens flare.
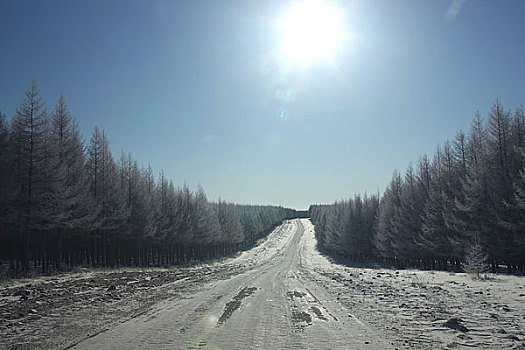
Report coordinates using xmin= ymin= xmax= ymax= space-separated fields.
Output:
xmin=276 ymin=87 xmax=295 ymax=103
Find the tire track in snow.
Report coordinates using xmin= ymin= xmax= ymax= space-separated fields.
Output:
xmin=72 ymin=219 xmax=391 ymax=349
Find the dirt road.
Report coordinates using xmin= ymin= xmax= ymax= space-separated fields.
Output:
xmin=5 ymin=219 xmax=521 ymax=349
xmin=72 ymin=219 xmax=389 ymax=349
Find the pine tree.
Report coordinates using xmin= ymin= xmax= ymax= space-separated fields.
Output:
xmin=361 ymin=193 xmax=379 ymax=260
xmin=390 ymin=164 xmax=424 ymax=262
xmin=443 ymin=131 xmax=471 ymax=261
xmin=49 ymin=95 xmax=93 ymax=234
xmin=462 ymin=236 xmax=489 ymax=278
xmin=153 ymin=170 xmax=173 ymax=241
xmin=239 ymin=207 xmax=264 ymax=245
xmin=452 ymin=113 xmax=494 ymax=263
xmin=487 ymin=100 xmax=512 ymax=184
xmin=509 ymin=162 xmax=525 ymax=269
xmin=345 ymin=196 xmax=364 ymax=259
xmin=140 ymin=163 xmax=157 ymax=240
xmin=486 ymin=101 xmax=514 ymax=263
xmin=217 ymin=200 xmax=244 ymax=246
xmin=508 ymin=107 xmax=525 ymax=186
xmin=178 ymin=183 xmax=194 ymax=248
xmin=9 ymin=82 xmax=49 ymax=269
xmin=86 ymin=127 xmax=126 ymax=265
xmin=87 ymin=128 xmax=125 ymax=232
xmin=119 ymin=152 xmax=148 ymax=239
xmin=375 ymin=170 xmax=402 ymax=260
xmin=323 ymin=201 xmax=348 ymax=255
xmin=191 ymin=185 xmax=220 ymax=246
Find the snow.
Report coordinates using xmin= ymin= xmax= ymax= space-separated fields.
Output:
xmin=299 ymin=220 xmax=525 ymax=349
xmin=1 ymin=219 xmax=524 ymax=349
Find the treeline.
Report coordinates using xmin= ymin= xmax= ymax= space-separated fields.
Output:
xmin=311 ymin=100 xmax=525 ymax=272
xmin=0 ymin=82 xmax=298 ymax=273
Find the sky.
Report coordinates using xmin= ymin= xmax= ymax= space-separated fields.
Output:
xmin=1 ymin=0 xmax=525 ymax=210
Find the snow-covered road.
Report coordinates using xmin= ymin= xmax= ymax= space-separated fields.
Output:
xmin=72 ymin=219 xmax=390 ymax=349
xmin=3 ymin=219 xmax=524 ymax=349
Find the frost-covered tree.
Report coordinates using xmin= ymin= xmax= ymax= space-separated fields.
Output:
xmin=508 ymin=160 xmax=525 ymax=268
xmin=9 ymin=82 xmax=50 ymax=269
xmin=240 ymin=208 xmax=263 ymax=244
xmin=310 ymin=195 xmax=378 ymax=262
xmin=345 ymin=193 xmax=378 ymax=260
xmin=86 ymin=127 xmax=126 ymax=265
xmin=487 ymin=100 xmax=512 ymax=184
xmin=485 ymin=101 xmax=515 ymax=263
xmin=0 ymin=82 xmax=301 ymax=271
xmin=153 ymin=170 xmax=173 ymax=240
xmin=390 ymin=164 xmax=424 ymax=262
xmin=453 ymin=130 xmax=468 ymax=179
xmin=119 ymin=152 xmax=149 ymax=239
xmin=443 ymin=131 xmax=471 ymax=258
xmin=323 ymin=201 xmax=349 ymax=255
xmin=140 ymin=163 xmax=157 ymax=239
xmin=217 ymin=200 xmax=244 ymax=246
xmin=345 ymin=195 xmax=364 ymax=258
xmin=178 ymin=183 xmax=194 ymax=248
xmin=462 ymin=236 xmax=489 ymax=278
xmin=48 ymin=95 xmax=92 ymax=234
xmin=375 ymin=170 xmax=402 ymax=260
xmin=418 ymin=147 xmax=453 ymax=266
xmin=191 ymin=185 xmax=220 ymax=246
xmin=311 ymin=101 xmax=525 ymax=271
xmin=451 ymin=114 xmax=493 ymax=262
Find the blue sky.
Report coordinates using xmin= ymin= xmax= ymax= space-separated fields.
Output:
xmin=1 ymin=0 xmax=524 ymax=209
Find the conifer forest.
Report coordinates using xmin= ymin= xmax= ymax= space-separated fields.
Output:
xmin=2 ymin=2 xmax=525 ymax=349
xmin=1 ymin=83 xmax=524 ymax=275
xmin=0 ymin=82 xmax=298 ymax=273
xmin=310 ymin=101 xmax=525 ymax=272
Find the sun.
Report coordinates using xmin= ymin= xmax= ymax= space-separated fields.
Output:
xmin=279 ymin=0 xmax=344 ymax=65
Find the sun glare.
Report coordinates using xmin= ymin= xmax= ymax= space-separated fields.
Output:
xmin=279 ymin=0 xmax=344 ymax=65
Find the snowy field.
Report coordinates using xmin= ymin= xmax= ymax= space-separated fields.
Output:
xmin=300 ymin=221 xmax=525 ymax=349
xmin=1 ymin=219 xmax=524 ymax=349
